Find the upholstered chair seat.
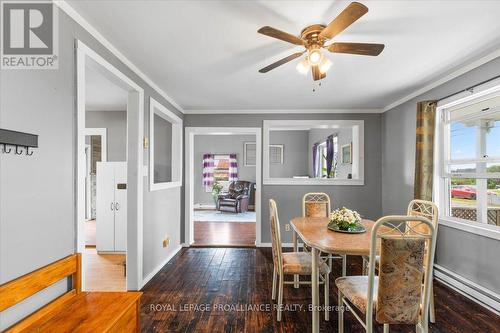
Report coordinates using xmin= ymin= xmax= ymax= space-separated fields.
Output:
xmin=282 ymin=252 xmax=330 ymax=275
xmin=336 ymin=276 xmax=379 ymax=314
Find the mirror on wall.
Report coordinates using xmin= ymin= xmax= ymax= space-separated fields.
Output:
xmin=149 ymin=97 xmax=183 ymax=191
xmin=263 ymin=120 xmax=364 ymax=185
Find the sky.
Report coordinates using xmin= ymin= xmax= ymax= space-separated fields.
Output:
xmin=451 ymin=120 xmax=500 ymax=161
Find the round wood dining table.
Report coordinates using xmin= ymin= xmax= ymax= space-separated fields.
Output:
xmin=290 ymin=217 xmax=380 ymax=333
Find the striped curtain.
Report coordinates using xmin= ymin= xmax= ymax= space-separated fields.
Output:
xmin=414 ymin=101 xmax=437 ymax=201
xmin=229 ymin=154 xmax=238 ymax=182
xmin=203 ymin=154 xmax=215 ymax=190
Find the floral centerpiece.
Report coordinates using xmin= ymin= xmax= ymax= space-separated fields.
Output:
xmin=328 ymin=207 xmax=364 ymax=233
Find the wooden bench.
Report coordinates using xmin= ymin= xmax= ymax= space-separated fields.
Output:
xmin=0 ymin=253 xmax=142 ymax=332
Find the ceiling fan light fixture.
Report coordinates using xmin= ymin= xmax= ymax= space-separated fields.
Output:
xmin=319 ymin=57 xmax=332 ymax=74
xmin=296 ymin=59 xmax=310 ymax=75
xmin=308 ymin=48 xmax=322 ymax=65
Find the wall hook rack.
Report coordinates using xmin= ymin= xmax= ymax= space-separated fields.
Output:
xmin=0 ymin=128 xmax=38 ymax=156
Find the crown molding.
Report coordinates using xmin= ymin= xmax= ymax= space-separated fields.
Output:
xmin=383 ymin=47 xmax=500 ymax=112
xmin=183 ymin=108 xmax=384 ymax=115
xmin=54 ymin=0 xmax=185 ymax=114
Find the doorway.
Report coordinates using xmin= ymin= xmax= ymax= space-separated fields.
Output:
xmin=185 ymin=128 xmax=262 ymax=247
xmin=76 ymin=41 xmax=144 ymax=291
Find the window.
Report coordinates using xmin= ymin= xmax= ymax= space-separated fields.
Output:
xmin=439 ymin=91 xmax=500 ymax=228
xmin=213 ymin=154 xmax=230 ymax=182
xmin=149 ymin=97 xmax=182 ymax=191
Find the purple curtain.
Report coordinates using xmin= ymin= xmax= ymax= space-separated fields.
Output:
xmin=326 ymin=135 xmax=334 ymax=178
xmin=203 ymin=153 xmax=215 ymax=189
xmin=229 ymin=153 xmax=238 ymax=182
xmin=312 ymin=143 xmax=318 ymax=178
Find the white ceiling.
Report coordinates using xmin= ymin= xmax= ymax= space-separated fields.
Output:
xmin=69 ymin=0 xmax=500 ymax=111
xmin=85 ymin=64 xmax=128 ymax=111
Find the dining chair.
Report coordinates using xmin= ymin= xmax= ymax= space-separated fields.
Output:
xmin=300 ymin=193 xmax=343 ymax=274
xmin=362 ymin=199 xmax=439 ymax=323
xmin=269 ymin=199 xmax=331 ymax=321
xmin=337 ymin=215 xmax=437 ymax=333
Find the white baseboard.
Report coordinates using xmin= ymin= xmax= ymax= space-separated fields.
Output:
xmin=141 ymin=244 xmax=182 ymax=288
xmin=434 ymin=264 xmax=500 ymax=315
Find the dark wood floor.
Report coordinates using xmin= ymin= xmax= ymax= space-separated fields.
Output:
xmin=193 ymin=221 xmax=256 ymax=246
xmin=141 ymin=248 xmax=500 ymax=333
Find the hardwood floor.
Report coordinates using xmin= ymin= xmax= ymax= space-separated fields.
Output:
xmin=85 ymin=219 xmax=96 ymax=246
xmin=84 ymin=247 xmax=126 ymax=291
xmin=140 ymin=248 xmax=500 ymax=333
xmin=193 ymin=221 xmax=256 ymax=246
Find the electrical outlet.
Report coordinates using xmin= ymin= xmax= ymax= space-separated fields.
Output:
xmin=162 ymin=237 xmax=170 ymax=248
xmin=285 ymin=224 xmax=290 ymax=232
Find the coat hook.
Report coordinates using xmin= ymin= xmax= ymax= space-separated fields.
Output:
xmin=26 ymin=147 xmax=34 ymax=156
xmin=3 ymin=144 xmax=12 ymax=153
xmin=15 ymin=146 xmax=23 ymax=155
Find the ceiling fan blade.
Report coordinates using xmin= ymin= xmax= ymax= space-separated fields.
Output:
xmin=259 ymin=52 xmax=305 ymax=73
xmin=319 ymin=2 xmax=368 ymax=40
xmin=311 ymin=65 xmax=326 ymax=81
xmin=327 ymin=42 xmax=385 ymax=56
xmin=258 ymin=26 xmax=304 ymax=45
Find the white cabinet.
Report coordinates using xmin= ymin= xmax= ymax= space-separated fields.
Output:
xmin=96 ymin=162 xmax=127 ymax=252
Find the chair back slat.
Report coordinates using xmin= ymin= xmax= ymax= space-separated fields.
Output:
xmin=303 ymin=193 xmax=331 ymax=218
xmin=376 ymin=237 xmax=426 ymax=324
xmin=269 ymin=199 xmax=283 ymax=272
xmin=0 ymin=253 xmax=81 ymax=312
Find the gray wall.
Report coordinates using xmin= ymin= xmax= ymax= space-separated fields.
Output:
xmin=184 ymin=114 xmax=382 ymax=244
xmin=269 ymin=130 xmax=309 ymax=178
xmin=193 ymin=134 xmax=256 ymax=205
xmin=0 ymin=7 xmax=183 ymax=329
xmin=86 ymin=111 xmax=127 ymax=161
xmin=382 ymin=56 xmax=500 ymax=294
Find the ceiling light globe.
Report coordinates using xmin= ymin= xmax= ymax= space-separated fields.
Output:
xmin=308 ymin=49 xmax=322 ymax=65
xmin=319 ymin=58 xmax=332 ymax=74
xmin=296 ymin=59 xmax=310 ymax=75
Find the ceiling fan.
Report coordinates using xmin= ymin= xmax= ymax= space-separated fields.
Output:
xmin=257 ymin=2 xmax=385 ymax=81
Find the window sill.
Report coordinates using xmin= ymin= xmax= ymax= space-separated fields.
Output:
xmin=263 ymin=178 xmax=364 ymax=186
xmin=439 ymin=217 xmax=500 ymax=241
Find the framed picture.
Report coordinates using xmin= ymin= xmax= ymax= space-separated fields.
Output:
xmin=244 ymin=142 xmax=256 ymax=166
xmin=341 ymin=143 xmax=352 ymax=164
xmin=269 ymin=144 xmax=284 ymax=164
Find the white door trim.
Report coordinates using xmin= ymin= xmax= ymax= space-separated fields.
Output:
xmin=184 ymin=127 xmax=262 ymax=246
xmin=77 ymin=40 xmax=144 ymax=291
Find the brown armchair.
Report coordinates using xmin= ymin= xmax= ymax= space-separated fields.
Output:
xmin=217 ymin=181 xmax=252 ymax=213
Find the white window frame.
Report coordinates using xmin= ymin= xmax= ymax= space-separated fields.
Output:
xmin=263 ymin=120 xmax=364 ymax=185
xmin=435 ymin=78 xmax=500 ymax=241
xmin=149 ymin=97 xmax=183 ymax=191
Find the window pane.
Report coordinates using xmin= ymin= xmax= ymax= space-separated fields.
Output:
xmin=214 ymin=155 xmax=229 ymax=182
xmin=486 ymin=120 xmax=500 ymax=157
xmin=450 ymin=177 xmax=478 ymax=222
xmin=488 ymin=179 xmax=500 ymax=226
xmin=487 ymin=163 xmax=500 ymax=173
xmin=450 ymin=122 xmax=476 ymax=159
xmin=449 ymin=164 xmax=476 ymax=174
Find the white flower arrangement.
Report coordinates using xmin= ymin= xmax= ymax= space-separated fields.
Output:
xmin=329 ymin=207 xmax=361 ymax=231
